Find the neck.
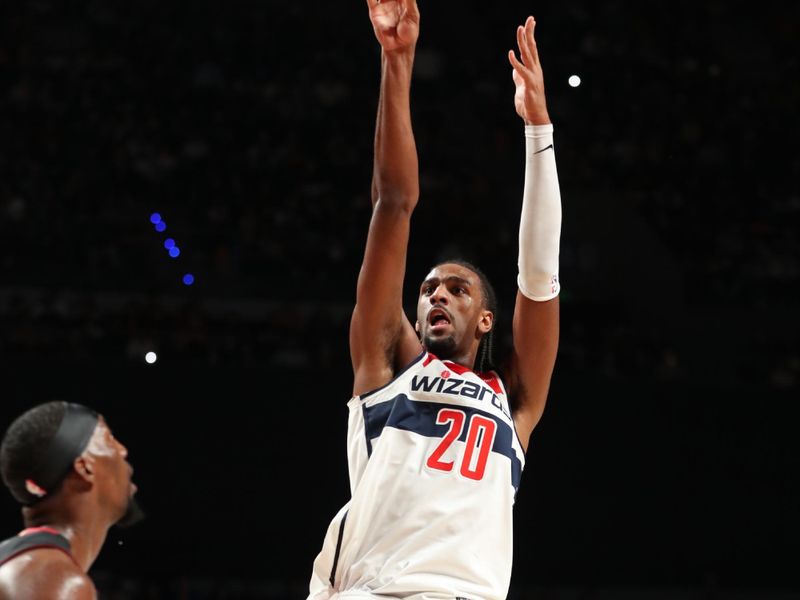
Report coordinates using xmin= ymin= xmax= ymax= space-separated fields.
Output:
xmin=23 ymin=502 xmax=109 ymax=572
xmin=428 ymin=345 xmax=478 ymax=371
xmin=449 ymin=352 xmax=477 ymax=370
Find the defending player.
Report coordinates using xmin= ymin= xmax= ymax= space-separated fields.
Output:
xmin=0 ymin=401 xmax=142 ymax=599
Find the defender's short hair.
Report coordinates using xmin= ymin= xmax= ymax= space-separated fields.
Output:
xmin=1 ymin=401 xmax=67 ymax=503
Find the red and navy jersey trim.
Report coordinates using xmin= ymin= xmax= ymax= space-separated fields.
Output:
xmin=0 ymin=529 xmax=73 ymax=568
xmin=426 ymin=354 xmax=505 ymax=396
xmin=363 ymin=394 xmax=523 ymax=490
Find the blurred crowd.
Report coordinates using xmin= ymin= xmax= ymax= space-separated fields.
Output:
xmin=1 ymin=0 xmax=798 ymax=392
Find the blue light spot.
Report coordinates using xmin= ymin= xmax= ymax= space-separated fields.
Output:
xmin=150 ymin=212 xmax=162 ymax=224
xmin=164 ymin=238 xmax=176 ymax=250
xmin=169 ymin=246 xmax=181 ymax=258
xmin=155 ymin=221 xmax=167 ymax=233
xmin=182 ymin=273 xmax=195 ymax=286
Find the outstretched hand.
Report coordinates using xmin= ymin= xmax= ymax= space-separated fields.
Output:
xmin=367 ymin=0 xmax=420 ymax=53
xmin=508 ymin=16 xmax=550 ymax=125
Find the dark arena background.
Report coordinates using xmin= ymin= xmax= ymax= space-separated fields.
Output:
xmin=1 ymin=1 xmax=799 ymax=599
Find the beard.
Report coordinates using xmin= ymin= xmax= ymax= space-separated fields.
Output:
xmin=115 ymin=495 xmax=146 ymax=529
xmin=423 ymin=333 xmax=457 ymax=358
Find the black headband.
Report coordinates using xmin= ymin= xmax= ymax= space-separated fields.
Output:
xmin=15 ymin=402 xmax=99 ymax=505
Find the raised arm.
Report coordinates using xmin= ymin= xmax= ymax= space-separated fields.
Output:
xmin=350 ymin=0 xmax=423 ymax=397
xmin=504 ymin=17 xmax=561 ymax=451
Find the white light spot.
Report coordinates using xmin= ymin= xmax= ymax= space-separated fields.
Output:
xmin=145 ymin=352 xmax=157 ymax=364
xmin=568 ymin=75 xmax=581 ymax=88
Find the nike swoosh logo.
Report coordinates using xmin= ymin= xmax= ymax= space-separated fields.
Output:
xmin=534 ymin=144 xmax=554 ymax=154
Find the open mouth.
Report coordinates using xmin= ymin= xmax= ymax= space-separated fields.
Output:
xmin=428 ymin=308 xmax=452 ymax=330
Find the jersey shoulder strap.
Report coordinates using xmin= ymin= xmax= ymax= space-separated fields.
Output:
xmin=0 ymin=529 xmax=72 ymax=568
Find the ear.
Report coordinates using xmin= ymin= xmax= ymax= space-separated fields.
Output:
xmin=478 ymin=310 xmax=493 ymax=335
xmin=414 ymin=320 xmax=420 ymax=334
xmin=72 ymin=454 xmax=96 ymax=484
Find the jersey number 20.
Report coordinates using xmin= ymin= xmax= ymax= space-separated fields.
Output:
xmin=425 ymin=408 xmax=497 ymax=481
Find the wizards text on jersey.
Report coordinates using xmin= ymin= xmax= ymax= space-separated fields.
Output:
xmin=410 ymin=374 xmax=511 ymax=420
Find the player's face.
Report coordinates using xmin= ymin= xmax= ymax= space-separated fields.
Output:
xmin=416 ymin=263 xmax=491 ymax=360
xmin=85 ymin=417 xmax=138 ymax=524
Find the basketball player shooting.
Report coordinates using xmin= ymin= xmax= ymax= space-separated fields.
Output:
xmin=307 ymin=2 xmax=562 ymax=598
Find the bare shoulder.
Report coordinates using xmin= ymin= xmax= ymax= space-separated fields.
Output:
xmin=0 ymin=549 xmax=95 ymax=600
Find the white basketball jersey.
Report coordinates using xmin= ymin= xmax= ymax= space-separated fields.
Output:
xmin=308 ymin=351 xmax=526 ymax=600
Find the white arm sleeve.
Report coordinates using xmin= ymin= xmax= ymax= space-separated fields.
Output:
xmin=517 ymin=123 xmax=562 ymax=301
